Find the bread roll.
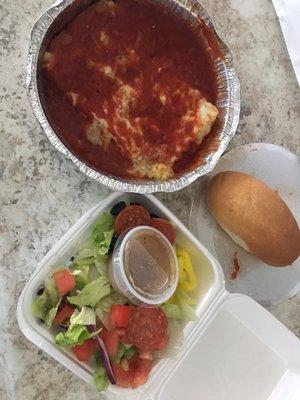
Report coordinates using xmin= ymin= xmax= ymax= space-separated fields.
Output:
xmin=207 ymin=171 xmax=300 ymax=267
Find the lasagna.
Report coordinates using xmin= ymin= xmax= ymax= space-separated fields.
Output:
xmin=41 ymin=0 xmax=219 ymax=180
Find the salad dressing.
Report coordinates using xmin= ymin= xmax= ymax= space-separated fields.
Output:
xmin=123 ymin=230 xmax=174 ymax=296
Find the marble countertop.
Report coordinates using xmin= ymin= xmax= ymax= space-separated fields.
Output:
xmin=0 ymin=0 xmax=299 ymax=399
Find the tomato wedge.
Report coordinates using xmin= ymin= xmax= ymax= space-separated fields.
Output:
xmin=99 ymin=328 xmax=119 ymax=357
xmin=139 ymin=350 xmax=153 ymax=361
xmin=112 ymin=356 xmax=153 ymax=388
xmin=109 ymin=305 xmax=131 ymax=328
xmin=130 ymin=357 xmax=153 ymax=388
xmin=53 ymin=270 xmax=76 ymax=296
xmin=112 ymin=362 xmax=134 ymax=388
xmin=53 ymin=303 xmax=75 ymax=325
xmin=72 ymin=338 xmax=96 ymax=361
xmin=115 ymin=328 xmax=126 ymax=338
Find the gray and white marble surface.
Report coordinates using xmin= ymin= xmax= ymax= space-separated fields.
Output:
xmin=0 ymin=0 xmax=299 ymax=399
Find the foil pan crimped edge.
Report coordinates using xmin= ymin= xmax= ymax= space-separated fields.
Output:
xmin=27 ymin=0 xmax=240 ymax=194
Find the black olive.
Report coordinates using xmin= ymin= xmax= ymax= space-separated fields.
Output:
xmin=110 ymin=201 xmax=126 ymax=216
xmin=150 ymin=213 xmax=159 ymax=219
xmin=108 ymin=234 xmax=118 ymax=253
xmin=70 ymin=256 xmax=75 ymax=262
xmin=36 ymin=285 xmax=44 ymax=296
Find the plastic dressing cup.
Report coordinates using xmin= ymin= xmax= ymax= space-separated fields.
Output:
xmin=108 ymin=226 xmax=179 ymax=306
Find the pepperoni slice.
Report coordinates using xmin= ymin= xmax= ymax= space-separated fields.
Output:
xmin=115 ymin=205 xmax=150 ymax=236
xmin=122 ymin=307 xmax=168 ymax=351
xmin=149 ymin=218 xmax=176 ymax=245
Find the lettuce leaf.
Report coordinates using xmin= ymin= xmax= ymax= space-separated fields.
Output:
xmin=112 ymin=343 xmax=136 ymax=364
xmin=179 ymin=301 xmax=196 ymax=321
xmin=176 ymin=287 xmax=197 ymax=306
xmin=44 ymin=299 xmax=62 ymax=327
xmin=70 ymin=306 xmax=96 ymax=326
xmin=95 ymin=259 xmax=108 ymax=277
xmin=88 ymin=264 xmax=102 ymax=282
xmin=55 ymin=324 xmax=98 ymax=347
xmin=32 ymin=275 xmax=61 ymax=327
xmin=162 ymin=288 xmax=196 ymax=321
xmin=55 ymin=307 xmax=98 ymax=347
xmin=93 ymin=363 xmax=109 ymax=392
xmin=73 ymin=257 xmax=95 ymax=268
xmin=95 ymin=291 xmax=127 ymax=312
xmin=71 ymin=265 xmax=90 ymax=290
xmin=161 ymin=303 xmax=183 ymax=319
xmin=92 ymin=212 xmax=115 ymax=256
xmin=162 ymin=302 xmax=196 ymax=321
xmin=44 ymin=274 xmax=60 ymax=305
xmin=67 ymin=276 xmax=111 ymax=307
xmin=74 ymin=246 xmax=94 ymax=261
xmin=32 ymin=292 xmax=52 ymax=320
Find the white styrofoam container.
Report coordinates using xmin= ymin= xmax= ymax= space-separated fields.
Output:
xmin=17 ymin=193 xmax=300 ymax=400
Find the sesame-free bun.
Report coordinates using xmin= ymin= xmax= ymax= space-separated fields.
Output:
xmin=207 ymin=171 xmax=300 ymax=267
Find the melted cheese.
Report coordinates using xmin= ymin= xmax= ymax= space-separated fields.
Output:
xmin=83 ymin=74 xmax=218 ymax=180
xmin=44 ymin=16 xmax=218 ymax=180
xmin=43 ymin=0 xmax=219 ymax=180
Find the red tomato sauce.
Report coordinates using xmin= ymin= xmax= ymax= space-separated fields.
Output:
xmin=231 ymin=251 xmax=240 ymax=280
xmin=39 ymin=0 xmax=218 ymax=179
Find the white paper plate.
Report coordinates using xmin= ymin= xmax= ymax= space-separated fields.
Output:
xmin=189 ymin=143 xmax=300 ymax=306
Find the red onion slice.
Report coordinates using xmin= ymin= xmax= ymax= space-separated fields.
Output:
xmin=87 ymin=325 xmax=116 ymax=385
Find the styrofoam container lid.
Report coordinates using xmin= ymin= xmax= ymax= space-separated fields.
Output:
xmin=158 ymin=294 xmax=300 ymax=400
xmin=17 ymin=193 xmax=300 ymax=400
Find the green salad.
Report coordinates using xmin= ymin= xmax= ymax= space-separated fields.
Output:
xmin=32 ymin=202 xmax=198 ymax=391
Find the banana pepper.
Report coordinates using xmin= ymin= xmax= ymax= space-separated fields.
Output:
xmin=176 ymin=248 xmax=197 ymax=292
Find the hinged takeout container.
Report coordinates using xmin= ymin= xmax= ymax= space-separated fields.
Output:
xmin=17 ymin=193 xmax=300 ymax=399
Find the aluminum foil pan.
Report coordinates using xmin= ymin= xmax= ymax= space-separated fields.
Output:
xmin=27 ymin=0 xmax=240 ymax=193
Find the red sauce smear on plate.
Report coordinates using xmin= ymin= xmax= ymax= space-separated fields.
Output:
xmin=40 ymin=0 xmax=218 ymax=179
xmin=231 ymin=251 xmax=240 ymax=280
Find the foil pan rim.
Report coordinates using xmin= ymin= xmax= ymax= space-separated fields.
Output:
xmin=27 ymin=0 xmax=240 ymax=194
